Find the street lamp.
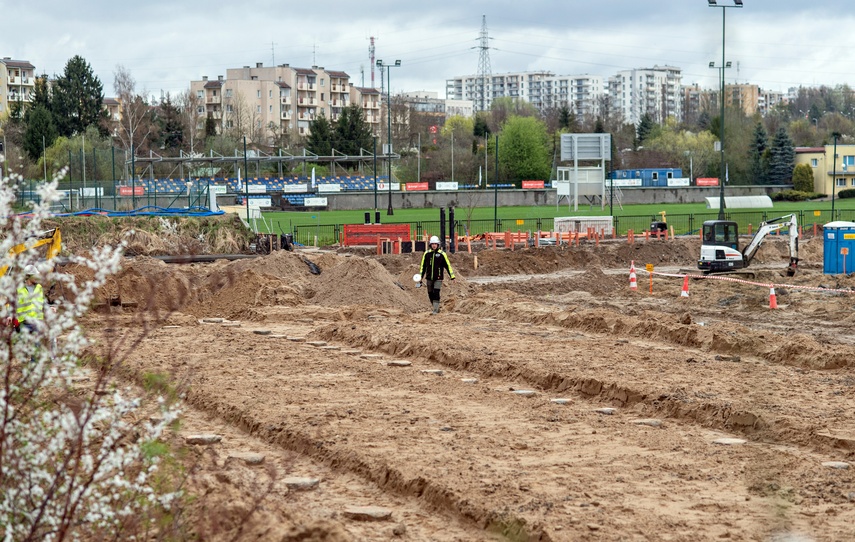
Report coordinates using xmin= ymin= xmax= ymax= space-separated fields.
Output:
xmin=832 ymin=131 xmax=841 ymax=220
xmin=376 ymin=59 xmax=401 ymax=216
xmin=708 ymin=0 xmax=742 ymax=220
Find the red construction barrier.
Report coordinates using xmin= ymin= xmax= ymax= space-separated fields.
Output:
xmin=342 ymin=224 xmax=411 ymax=247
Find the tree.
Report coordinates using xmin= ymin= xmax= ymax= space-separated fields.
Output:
xmin=178 ymin=89 xmax=204 ymax=154
xmin=792 ymin=163 xmax=815 ymax=192
xmin=223 ymin=90 xmax=250 ymax=141
xmin=333 ymin=104 xmax=373 ymax=156
xmin=22 ymin=106 xmax=58 ymax=161
xmin=305 ymin=112 xmax=333 ymax=156
xmin=498 ymin=115 xmax=551 ymax=181
xmin=768 ymin=127 xmax=796 ymax=184
xmin=157 ymin=93 xmax=184 ymax=152
xmin=635 ymin=113 xmax=656 ymax=148
xmin=204 ymin=116 xmax=218 ymax=139
xmin=112 ymin=65 xmax=155 ymax=153
xmin=52 ymin=55 xmax=104 ymax=137
xmin=473 ymin=114 xmax=490 ymax=139
xmin=748 ymin=122 xmax=769 ymax=184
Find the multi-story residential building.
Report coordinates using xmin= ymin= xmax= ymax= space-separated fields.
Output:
xmin=795 ymin=144 xmax=855 ymax=195
xmin=0 ymin=58 xmax=36 ymax=115
xmin=608 ymin=66 xmax=682 ymax=126
xmin=397 ymin=91 xmax=474 ymax=119
xmin=445 ymin=71 xmax=602 ymax=117
xmin=758 ymin=89 xmax=787 ymax=116
xmin=191 ymin=63 xmax=382 ymax=143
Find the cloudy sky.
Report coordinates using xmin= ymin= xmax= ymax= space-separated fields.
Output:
xmin=3 ymin=1 xmax=854 ymax=100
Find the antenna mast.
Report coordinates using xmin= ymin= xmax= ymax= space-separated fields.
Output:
xmin=369 ymin=36 xmax=377 ymax=88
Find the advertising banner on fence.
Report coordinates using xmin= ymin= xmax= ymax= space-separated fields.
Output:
xmin=317 ymin=184 xmax=342 ymax=193
xmin=377 ymin=182 xmax=400 ymax=191
xmin=210 ymin=185 xmax=228 ymax=195
xmin=521 ymin=180 xmax=545 ymax=189
xmin=118 ymin=186 xmax=145 ymax=196
xmin=247 ymin=197 xmax=272 ymax=208
xmin=304 ymin=197 xmax=328 ymax=207
xmin=666 ymin=178 xmax=691 ymax=187
xmin=406 ymin=182 xmax=429 ymax=191
xmin=695 ymin=178 xmax=720 ymax=186
xmin=247 ymin=184 xmax=267 ymax=194
xmin=435 ymin=181 xmax=458 ymax=191
xmin=605 ymin=179 xmax=642 ymax=187
xmin=282 ymin=183 xmax=308 ymax=193
xmin=80 ymin=187 xmax=104 ymax=197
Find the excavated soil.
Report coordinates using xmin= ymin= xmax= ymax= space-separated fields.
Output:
xmin=79 ymin=233 xmax=855 ymax=541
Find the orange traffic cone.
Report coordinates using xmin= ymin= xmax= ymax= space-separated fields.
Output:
xmin=629 ymin=261 xmax=638 ymax=291
xmin=769 ymin=287 xmax=778 ymax=309
xmin=680 ymin=275 xmax=689 ymax=298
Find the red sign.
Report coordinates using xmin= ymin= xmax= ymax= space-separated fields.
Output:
xmin=118 ymin=186 xmax=145 ymax=196
xmin=522 ymin=180 xmax=545 ymax=189
xmin=429 ymin=125 xmax=438 ymax=134
xmin=405 ymin=182 xmax=429 ymax=191
xmin=695 ymin=178 xmax=719 ymax=186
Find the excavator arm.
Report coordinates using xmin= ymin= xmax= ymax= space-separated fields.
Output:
xmin=742 ymin=214 xmax=799 ymax=276
xmin=0 ymin=228 xmax=62 ymax=277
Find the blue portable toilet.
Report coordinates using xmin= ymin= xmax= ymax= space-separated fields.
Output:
xmin=823 ymin=221 xmax=855 ymax=274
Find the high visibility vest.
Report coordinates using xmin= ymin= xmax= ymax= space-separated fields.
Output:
xmin=16 ymin=284 xmax=45 ymax=322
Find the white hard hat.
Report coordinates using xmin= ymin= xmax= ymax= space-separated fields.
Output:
xmin=429 ymin=235 xmax=440 ymax=245
xmin=24 ymin=265 xmax=37 ymax=276
xmin=413 ymin=273 xmax=422 ymax=282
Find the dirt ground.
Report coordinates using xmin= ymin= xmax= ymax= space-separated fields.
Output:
xmin=81 ymin=232 xmax=855 ymax=541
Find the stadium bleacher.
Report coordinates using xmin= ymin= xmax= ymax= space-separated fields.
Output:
xmin=135 ymin=175 xmax=392 ymax=195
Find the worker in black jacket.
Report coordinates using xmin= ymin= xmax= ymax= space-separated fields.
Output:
xmin=418 ymin=236 xmax=455 ymax=314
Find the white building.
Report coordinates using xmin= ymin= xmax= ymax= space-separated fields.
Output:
xmin=607 ymin=65 xmax=682 ymax=126
xmin=445 ymin=71 xmax=603 ymax=117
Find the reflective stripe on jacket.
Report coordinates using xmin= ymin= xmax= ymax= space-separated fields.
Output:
xmin=16 ymin=284 xmax=45 ymax=321
xmin=419 ymin=248 xmax=455 ymax=282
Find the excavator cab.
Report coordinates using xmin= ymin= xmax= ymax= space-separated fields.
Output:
xmin=698 ymin=220 xmax=747 ymax=273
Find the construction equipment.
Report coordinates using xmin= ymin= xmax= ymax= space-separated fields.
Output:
xmin=698 ymin=214 xmax=799 ymax=276
xmin=0 ymin=228 xmax=62 ymax=276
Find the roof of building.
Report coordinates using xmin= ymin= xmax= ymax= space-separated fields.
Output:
xmin=353 ymin=87 xmax=380 ymax=95
xmin=795 ymin=147 xmax=826 ymax=153
xmin=326 ymin=70 xmax=349 ymax=78
xmin=103 ymin=97 xmax=120 ymax=106
xmin=295 ymin=68 xmax=315 ymax=75
xmin=0 ymin=59 xmax=35 ymax=69
xmin=204 ymin=80 xmax=223 ymax=89
xmin=276 ymin=81 xmax=291 ymax=89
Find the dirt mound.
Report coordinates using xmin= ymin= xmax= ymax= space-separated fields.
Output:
xmin=307 ymin=258 xmax=424 ymax=312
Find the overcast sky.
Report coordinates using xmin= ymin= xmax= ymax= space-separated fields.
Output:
xmin=3 ymin=1 xmax=854 ymax=101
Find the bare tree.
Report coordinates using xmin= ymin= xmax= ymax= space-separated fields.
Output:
xmin=113 ymin=65 xmax=154 ymax=153
xmin=178 ymin=89 xmax=203 ymax=154
xmin=223 ymin=90 xmax=250 ymax=141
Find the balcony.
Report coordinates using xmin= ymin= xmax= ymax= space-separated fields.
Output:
xmin=206 ymin=96 xmax=221 ymax=104
xmin=281 ymin=110 xmax=292 ymax=120
xmin=7 ymin=76 xmax=17 ymax=84
xmin=280 ymin=96 xmax=291 ymax=105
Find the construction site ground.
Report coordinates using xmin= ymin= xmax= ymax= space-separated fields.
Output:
xmin=80 ymin=232 xmax=855 ymax=541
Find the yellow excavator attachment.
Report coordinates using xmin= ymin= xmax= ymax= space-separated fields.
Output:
xmin=0 ymin=228 xmax=62 ymax=276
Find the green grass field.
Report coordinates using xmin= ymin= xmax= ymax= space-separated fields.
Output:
xmin=260 ymin=198 xmax=855 ymax=230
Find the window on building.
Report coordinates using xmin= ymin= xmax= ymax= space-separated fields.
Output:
xmin=851 ymin=179 xmax=855 ymax=187
xmin=845 ymin=156 xmax=855 ymax=167
xmin=269 ymin=105 xmax=272 ymax=113
xmin=811 ymin=158 xmax=818 ymax=167
xmin=667 ymin=171 xmax=673 ymax=179
xmin=224 ymin=89 xmax=231 ymax=98
xmin=257 ymin=105 xmax=261 ymax=113
xmin=269 ymin=90 xmax=272 ymax=98
xmin=321 ymin=93 xmax=324 ymax=101
xmin=837 ymin=178 xmax=846 ymax=187
xmin=257 ymin=90 xmax=261 ymax=98
xmin=652 ymin=172 xmax=659 ymax=180
xmin=196 ymin=90 xmax=203 ymax=99
xmin=197 ymin=106 xmax=204 ymax=114
xmin=320 ymin=79 xmax=324 ymax=87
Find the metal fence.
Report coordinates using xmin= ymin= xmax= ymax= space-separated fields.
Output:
xmin=288 ymin=210 xmax=837 ymax=247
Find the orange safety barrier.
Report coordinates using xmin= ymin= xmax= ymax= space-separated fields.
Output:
xmin=342 ymin=224 xmax=411 ymax=247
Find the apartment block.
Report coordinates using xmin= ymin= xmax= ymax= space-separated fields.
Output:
xmin=446 ymin=70 xmax=603 ymax=118
xmin=608 ymin=66 xmax=682 ymax=126
xmin=0 ymin=58 xmax=36 ymax=115
xmin=190 ymin=63 xmax=382 ymax=143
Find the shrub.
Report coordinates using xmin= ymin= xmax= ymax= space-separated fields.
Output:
xmin=792 ymin=163 xmax=815 ymax=192
xmin=771 ymin=190 xmax=824 ymax=201
xmin=837 ymin=188 xmax=855 ymax=199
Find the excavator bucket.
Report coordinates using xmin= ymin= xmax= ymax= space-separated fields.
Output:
xmin=786 ymin=258 xmax=798 ymax=277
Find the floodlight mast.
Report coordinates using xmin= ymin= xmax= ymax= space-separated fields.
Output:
xmin=708 ymin=0 xmax=743 ymax=219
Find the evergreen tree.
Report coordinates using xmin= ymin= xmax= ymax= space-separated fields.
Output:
xmin=594 ymin=118 xmax=605 ymax=134
xmin=792 ymin=163 xmax=815 ymax=192
xmin=204 ymin=116 xmax=218 ymax=139
xmin=697 ymin=111 xmax=711 ymax=131
xmin=333 ymin=104 xmax=372 ymax=156
xmin=306 ymin=112 xmax=333 ymax=156
xmin=558 ymin=106 xmax=574 ymax=131
xmin=473 ymin=114 xmax=490 ymax=139
xmin=158 ymin=93 xmax=185 ymax=151
xmin=23 ymin=106 xmax=58 ymax=162
xmin=768 ymin=127 xmax=796 ymax=184
xmin=748 ymin=122 xmax=769 ymax=184
xmin=635 ymin=113 xmax=655 ymax=148
xmin=51 ymin=55 xmax=104 ymax=137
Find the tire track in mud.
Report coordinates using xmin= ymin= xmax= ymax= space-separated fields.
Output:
xmin=315 ymin=301 xmax=855 ymax=457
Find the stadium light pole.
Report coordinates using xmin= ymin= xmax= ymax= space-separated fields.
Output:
xmin=376 ymin=59 xmax=401 ymax=216
xmin=708 ymin=0 xmax=742 ymax=220
xmin=832 ymin=131 xmax=840 ymax=220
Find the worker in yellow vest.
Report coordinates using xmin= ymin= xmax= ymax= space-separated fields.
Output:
xmin=16 ymin=265 xmax=46 ymax=334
